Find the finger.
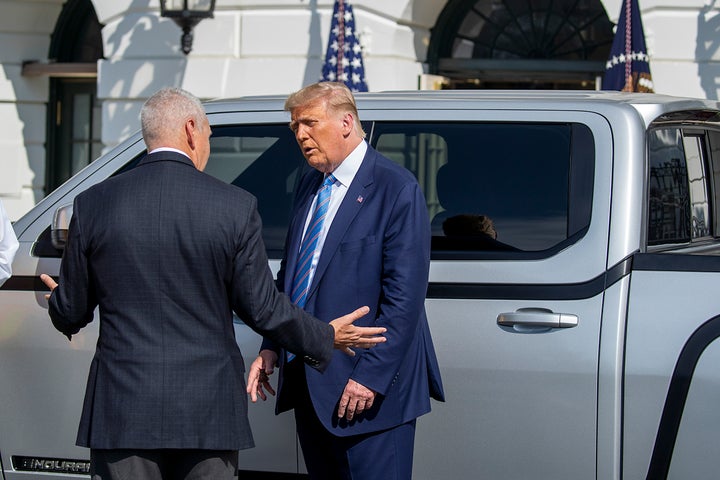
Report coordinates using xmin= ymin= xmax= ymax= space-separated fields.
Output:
xmin=263 ymin=380 xmax=276 ymax=397
xmin=340 ymin=346 xmax=355 ymax=357
xmin=247 ymin=369 xmax=260 ymax=394
xmin=355 ymin=337 xmax=387 ymax=347
xmin=256 ymin=386 xmax=267 ymax=402
xmin=338 ymin=395 xmax=350 ymax=418
xmin=40 ymin=274 xmax=57 ymax=291
xmin=335 ymin=306 xmax=370 ymax=327
xmin=358 ymin=326 xmax=387 ymax=336
xmin=247 ymin=360 xmax=264 ymax=400
xmin=345 ymin=403 xmax=356 ymax=420
xmin=247 ymin=378 xmax=259 ymax=402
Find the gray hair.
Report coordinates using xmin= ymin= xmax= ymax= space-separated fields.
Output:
xmin=285 ymin=82 xmax=366 ymax=138
xmin=140 ymin=87 xmax=206 ymax=148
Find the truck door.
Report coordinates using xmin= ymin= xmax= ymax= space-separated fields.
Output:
xmin=624 ymin=125 xmax=720 ymax=479
xmin=0 ymin=118 xmax=309 ymax=479
xmin=368 ymin=111 xmax=613 ymax=480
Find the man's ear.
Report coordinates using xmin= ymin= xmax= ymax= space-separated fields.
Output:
xmin=185 ymin=118 xmax=197 ymax=150
xmin=341 ymin=112 xmax=354 ymax=137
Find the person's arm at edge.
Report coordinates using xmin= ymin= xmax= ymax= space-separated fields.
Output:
xmin=0 ymin=200 xmax=18 ymax=286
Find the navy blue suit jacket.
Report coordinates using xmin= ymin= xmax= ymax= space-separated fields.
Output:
xmin=265 ymin=145 xmax=444 ymax=437
xmin=48 ymin=152 xmax=335 ymax=450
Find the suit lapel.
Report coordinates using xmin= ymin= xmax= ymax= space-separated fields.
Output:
xmin=306 ymin=149 xmax=377 ymax=302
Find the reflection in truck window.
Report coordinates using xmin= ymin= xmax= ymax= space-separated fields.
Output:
xmin=371 ymin=122 xmax=594 ymax=256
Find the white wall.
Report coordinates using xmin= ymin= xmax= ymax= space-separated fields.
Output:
xmin=95 ymin=0 xmax=433 ymax=152
xmin=0 ymin=0 xmax=63 ymax=219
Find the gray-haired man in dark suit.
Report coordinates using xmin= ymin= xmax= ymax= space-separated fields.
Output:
xmin=40 ymin=87 xmax=385 ymax=480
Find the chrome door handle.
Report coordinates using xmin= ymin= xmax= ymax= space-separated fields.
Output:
xmin=497 ymin=308 xmax=578 ymax=329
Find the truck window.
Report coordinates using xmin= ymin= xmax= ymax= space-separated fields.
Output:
xmin=647 ymin=127 xmax=712 ymax=246
xmin=206 ymin=125 xmax=307 ymax=257
xmin=706 ymin=129 xmax=720 ymax=238
xmin=370 ymin=122 xmax=594 ymax=258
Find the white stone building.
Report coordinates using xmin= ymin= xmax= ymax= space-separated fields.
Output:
xmin=0 ymin=0 xmax=717 ymax=219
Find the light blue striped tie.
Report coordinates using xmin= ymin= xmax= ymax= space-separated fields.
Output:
xmin=287 ymin=174 xmax=335 ymax=362
xmin=291 ymin=174 xmax=336 ymax=308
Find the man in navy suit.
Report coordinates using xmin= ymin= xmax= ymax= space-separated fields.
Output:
xmin=250 ymin=82 xmax=445 ymax=480
xmin=40 ymin=87 xmax=386 ymax=480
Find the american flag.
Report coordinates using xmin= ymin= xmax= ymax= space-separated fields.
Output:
xmin=602 ymin=0 xmax=654 ymax=92
xmin=320 ymin=0 xmax=368 ymax=92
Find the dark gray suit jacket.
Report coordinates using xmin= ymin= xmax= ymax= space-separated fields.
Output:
xmin=48 ymin=151 xmax=333 ymax=450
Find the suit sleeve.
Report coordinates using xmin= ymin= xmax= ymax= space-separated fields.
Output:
xmin=48 ymin=196 xmax=97 ymax=337
xmin=350 ymin=182 xmax=431 ymax=395
xmin=231 ymin=198 xmax=334 ymax=371
xmin=259 ymin=219 xmax=291 ymax=355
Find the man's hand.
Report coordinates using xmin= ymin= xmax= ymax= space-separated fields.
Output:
xmin=338 ymin=379 xmax=376 ymax=421
xmin=329 ymin=306 xmax=386 ymax=356
xmin=246 ymin=349 xmax=278 ymax=403
xmin=40 ymin=273 xmax=57 ymax=300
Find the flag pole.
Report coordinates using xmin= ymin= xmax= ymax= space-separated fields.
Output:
xmin=623 ymin=0 xmax=633 ymax=91
xmin=336 ymin=0 xmax=345 ymax=82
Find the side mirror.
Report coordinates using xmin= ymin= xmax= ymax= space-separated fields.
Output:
xmin=51 ymin=204 xmax=73 ymax=250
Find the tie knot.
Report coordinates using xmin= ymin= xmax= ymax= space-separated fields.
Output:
xmin=323 ymin=174 xmax=336 ymax=188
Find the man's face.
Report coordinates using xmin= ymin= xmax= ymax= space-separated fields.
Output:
xmin=289 ymin=99 xmax=348 ymax=173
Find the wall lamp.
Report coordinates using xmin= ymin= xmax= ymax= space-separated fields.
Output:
xmin=160 ymin=0 xmax=216 ymax=55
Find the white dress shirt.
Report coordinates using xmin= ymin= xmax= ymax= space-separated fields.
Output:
xmin=0 ymin=200 xmax=19 ymax=286
xmin=301 ymin=140 xmax=367 ymax=288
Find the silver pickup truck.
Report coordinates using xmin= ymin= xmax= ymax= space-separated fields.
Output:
xmin=2 ymin=90 xmax=719 ymax=479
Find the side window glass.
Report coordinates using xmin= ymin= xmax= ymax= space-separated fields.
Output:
xmin=33 ymin=125 xmax=303 ymax=259
xmin=648 ymin=128 xmax=692 ymax=245
xmin=683 ymin=133 xmax=711 ymax=238
xmin=707 ymin=130 xmax=720 ymax=238
xmin=371 ymin=122 xmax=594 ymax=258
xmin=206 ymin=125 xmax=306 ymax=257
xmin=374 ymin=132 xmax=447 ymax=223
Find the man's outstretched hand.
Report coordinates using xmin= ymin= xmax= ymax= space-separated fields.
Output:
xmin=329 ymin=306 xmax=386 ymax=356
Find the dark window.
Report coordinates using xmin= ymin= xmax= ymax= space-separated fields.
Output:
xmin=205 ymin=125 xmax=307 ymax=256
xmin=38 ymin=121 xmax=596 ymax=260
xmin=706 ymin=130 xmax=720 ymax=238
xmin=647 ymin=127 xmax=712 ymax=246
xmin=47 ymin=80 xmax=102 ymax=192
xmin=124 ymin=125 xmax=307 ymax=257
xmin=648 ymin=128 xmax=691 ymax=244
xmin=35 ymin=124 xmax=306 ymax=259
xmin=370 ymin=122 xmax=594 ymax=258
xmin=46 ymin=0 xmax=104 ymax=194
xmin=684 ymin=133 xmax=711 ymax=238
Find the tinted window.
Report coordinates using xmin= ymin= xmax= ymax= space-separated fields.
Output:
xmin=707 ymin=130 xmax=720 ymax=238
xmin=370 ymin=122 xmax=594 ymax=257
xmin=206 ymin=125 xmax=307 ymax=256
xmin=61 ymin=121 xmax=592 ymax=261
xmin=106 ymin=124 xmax=306 ymax=259
xmin=648 ymin=128 xmax=691 ymax=245
xmin=647 ymin=128 xmax=712 ymax=246
xmin=684 ymin=133 xmax=711 ymax=238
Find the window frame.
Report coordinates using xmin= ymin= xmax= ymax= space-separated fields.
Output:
xmin=646 ymin=124 xmax=719 ymax=251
